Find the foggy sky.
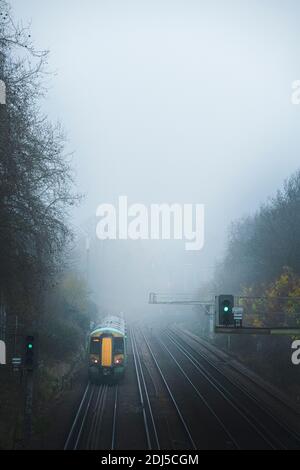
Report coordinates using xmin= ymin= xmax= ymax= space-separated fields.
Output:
xmin=9 ymin=0 xmax=300 ymax=310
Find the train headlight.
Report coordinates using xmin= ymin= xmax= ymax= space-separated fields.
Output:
xmin=114 ymin=356 xmax=123 ymax=365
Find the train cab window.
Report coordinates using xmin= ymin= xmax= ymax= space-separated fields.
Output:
xmin=90 ymin=338 xmax=101 ymax=354
xmin=113 ymin=337 xmax=124 ymax=354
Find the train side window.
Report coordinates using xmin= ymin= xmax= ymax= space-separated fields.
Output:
xmin=90 ymin=338 xmax=100 ymax=354
xmin=113 ymin=337 xmax=124 ymax=354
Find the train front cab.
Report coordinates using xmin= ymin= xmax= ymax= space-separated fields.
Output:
xmin=89 ymin=333 xmax=126 ymax=383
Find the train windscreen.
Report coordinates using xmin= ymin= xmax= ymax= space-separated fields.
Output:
xmin=113 ymin=337 xmax=124 ymax=354
xmin=90 ymin=338 xmax=100 ymax=354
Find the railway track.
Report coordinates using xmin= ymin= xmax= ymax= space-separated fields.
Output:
xmin=138 ymin=328 xmax=197 ymax=450
xmin=64 ymin=382 xmax=118 ymax=450
xmin=175 ymin=326 xmax=300 ymax=414
xmin=64 ymin=324 xmax=298 ymax=450
xmin=166 ymin=328 xmax=300 ymax=450
xmin=130 ymin=327 xmax=160 ymax=450
xmin=142 ymin=328 xmax=248 ymax=449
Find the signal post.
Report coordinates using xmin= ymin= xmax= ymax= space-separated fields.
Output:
xmin=23 ymin=335 xmax=37 ymax=448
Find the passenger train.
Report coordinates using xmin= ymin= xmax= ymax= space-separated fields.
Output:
xmin=88 ymin=315 xmax=127 ymax=383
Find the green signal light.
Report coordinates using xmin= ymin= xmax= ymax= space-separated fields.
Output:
xmin=223 ymin=305 xmax=229 ymax=312
xmin=28 ymin=344 xmax=33 ymax=349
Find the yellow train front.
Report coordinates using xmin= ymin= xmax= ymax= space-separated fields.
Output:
xmin=88 ymin=316 xmax=126 ymax=383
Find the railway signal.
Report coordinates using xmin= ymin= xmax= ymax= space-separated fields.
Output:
xmin=217 ymin=295 xmax=234 ymax=327
xmin=24 ymin=335 xmax=35 ymax=370
xmin=23 ymin=334 xmax=38 ymax=445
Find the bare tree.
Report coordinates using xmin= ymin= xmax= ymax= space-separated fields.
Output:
xmin=0 ymin=0 xmax=81 ymax=326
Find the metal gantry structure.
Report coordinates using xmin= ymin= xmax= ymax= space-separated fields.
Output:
xmin=148 ymin=292 xmax=214 ymax=306
xmin=148 ymin=292 xmax=300 ymax=335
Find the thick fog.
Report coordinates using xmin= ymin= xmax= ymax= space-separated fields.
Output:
xmin=10 ymin=0 xmax=300 ymax=317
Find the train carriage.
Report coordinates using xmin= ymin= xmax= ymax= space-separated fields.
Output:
xmin=88 ymin=315 xmax=126 ymax=383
